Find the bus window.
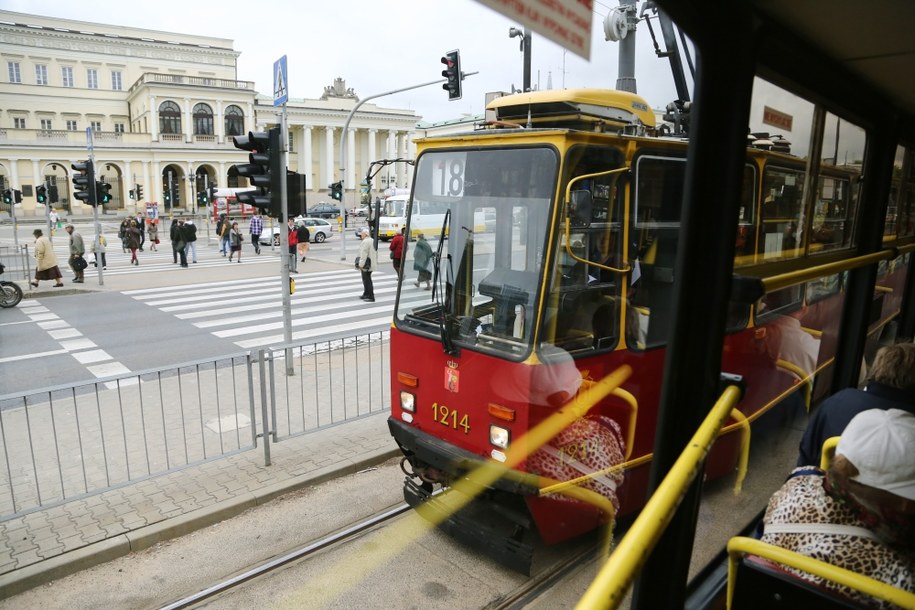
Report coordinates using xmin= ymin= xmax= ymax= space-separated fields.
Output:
xmin=899 ymin=147 xmax=915 ymax=238
xmin=812 ymin=112 xmax=864 ymax=252
xmin=734 ymin=164 xmax=758 ymax=264
xmin=627 ymin=155 xmax=685 ymax=349
xmin=883 ymin=146 xmax=904 ymax=240
xmin=809 ymin=174 xmax=852 ymax=253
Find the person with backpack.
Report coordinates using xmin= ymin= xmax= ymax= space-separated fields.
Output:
xmin=287 ymin=217 xmax=299 ymax=273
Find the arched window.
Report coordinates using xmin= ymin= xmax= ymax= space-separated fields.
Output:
xmin=193 ymin=103 xmax=214 ymax=136
xmin=159 ymin=101 xmax=181 ymax=135
xmin=225 ymin=105 xmax=244 ymax=137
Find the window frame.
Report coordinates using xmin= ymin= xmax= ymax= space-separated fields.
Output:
xmin=87 ymin=68 xmax=98 ymax=89
xmin=8 ymin=61 xmax=21 ymax=83
xmin=35 ymin=64 xmax=48 ymax=86
xmin=61 ymin=66 xmax=74 ymax=87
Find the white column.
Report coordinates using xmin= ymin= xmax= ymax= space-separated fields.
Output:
xmin=215 ymin=100 xmax=224 ymax=144
xmin=386 ymin=130 xmax=396 ymax=190
xmin=121 ymin=160 xmax=131 ymax=210
xmin=407 ymin=135 xmax=416 ymax=186
xmin=183 ymin=98 xmax=192 ymax=143
xmin=141 ymin=161 xmax=150 ymax=205
xmin=367 ymin=128 xmax=377 ymax=194
xmin=150 ymin=95 xmax=158 ymax=141
xmin=151 ymin=161 xmax=161 ymax=204
xmin=299 ymin=125 xmax=313 ymax=191
xmin=218 ymin=161 xmax=226 ymax=189
xmin=9 ymin=158 xmax=20 ymax=189
xmin=246 ymin=102 xmax=255 ymax=135
xmin=347 ymin=128 xmax=356 ymax=188
xmin=325 ymin=127 xmax=335 ymax=188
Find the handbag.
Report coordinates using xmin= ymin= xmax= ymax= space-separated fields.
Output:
xmin=389 ymin=250 xmax=395 ymax=260
xmin=74 ymin=255 xmax=88 ymax=271
xmin=354 ymin=256 xmax=371 ymax=271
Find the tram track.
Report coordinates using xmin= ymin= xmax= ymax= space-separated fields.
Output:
xmin=159 ymin=503 xmax=412 ymax=610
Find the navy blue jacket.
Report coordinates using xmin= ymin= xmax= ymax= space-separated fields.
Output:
xmin=796 ymin=382 xmax=915 ymax=466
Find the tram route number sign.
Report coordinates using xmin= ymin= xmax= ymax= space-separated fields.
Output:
xmin=432 ymin=153 xmax=467 ymax=198
xmin=763 ymin=105 xmax=793 ymax=132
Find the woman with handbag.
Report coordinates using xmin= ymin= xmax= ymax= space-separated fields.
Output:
xmin=356 ymin=227 xmax=377 ymax=302
xmin=228 ymin=222 xmax=243 ymax=263
xmin=126 ymin=220 xmax=141 ymax=265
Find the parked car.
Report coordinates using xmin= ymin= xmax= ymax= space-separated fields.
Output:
xmin=351 ymin=206 xmax=368 ymax=217
xmin=261 ymin=216 xmax=334 ymax=245
xmin=308 ymin=203 xmax=341 ymax=219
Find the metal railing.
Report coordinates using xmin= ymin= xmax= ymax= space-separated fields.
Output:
xmin=0 ymin=244 xmax=32 ymax=282
xmin=0 ymin=330 xmax=391 ymax=520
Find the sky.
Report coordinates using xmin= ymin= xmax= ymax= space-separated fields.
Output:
xmin=3 ymin=0 xmax=685 ymax=124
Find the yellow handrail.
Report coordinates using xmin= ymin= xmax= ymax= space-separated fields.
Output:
xmin=775 ymin=358 xmax=814 ymax=411
xmin=576 ymin=384 xmax=743 ymax=609
xmin=819 ymin=436 xmax=840 ymax=470
xmin=726 ymin=537 xmax=915 ymax=609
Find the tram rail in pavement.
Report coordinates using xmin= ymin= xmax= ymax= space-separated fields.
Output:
xmin=0 ymin=241 xmax=402 ymax=600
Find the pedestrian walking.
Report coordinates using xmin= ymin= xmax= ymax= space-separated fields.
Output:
xmin=217 ymin=214 xmax=232 ymax=256
xmin=174 ymin=219 xmax=189 ymax=267
xmin=170 ymin=219 xmax=181 ymax=264
xmin=135 ymin=214 xmax=146 ymax=251
xmin=287 ymin=217 xmax=299 ymax=273
xmin=296 ymin=221 xmax=310 ymax=262
xmin=65 ymin=224 xmax=86 ymax=283
xmin=119 ymin=218 xmax=130 ymax=252
xmin=390 ymin=227 xmax=405 ymax=277
xmin=90 ymin=232 xmax=107 ymax=269
xmin=29 ymin=229 xmax=64 ymax=288
xmin=48 ymin=209 xmax=59 ymax=235
xmin=147 ymin=220 xmax=159 ymax=252
xmin=249 ymin=214 xmax=263 ymax=255
xmin=126 ymin=220 xmax=141 ymax=265
xmin=184 ymin=219 xmax=198 ymax=263
xmin=228 ymin=221 xmax=243 ymax=262
xmin=412 ymin=233 xmax=433 ymax=290
xmin=356 ymin=227 xmax=377 ymax=302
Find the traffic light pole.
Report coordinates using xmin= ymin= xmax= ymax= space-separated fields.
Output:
xmin=279 ymin=105 xmax=294 ymax=375
xmin=86 ymin=133 xmax=104 ymax=287
xmin=336 ymin=73 xmax=477 ymax=261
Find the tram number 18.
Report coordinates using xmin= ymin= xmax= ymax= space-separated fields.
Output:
xmin=431 ymin=402 xmax=470 ymax=434
xmin=432 ymin=154 xmax=465 ymax=197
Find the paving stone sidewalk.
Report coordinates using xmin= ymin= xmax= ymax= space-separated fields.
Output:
xmin=0 ymin=411 xmax=399 ymax=599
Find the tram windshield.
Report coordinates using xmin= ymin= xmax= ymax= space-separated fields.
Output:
xmin=393 ymin=146 xmax=557 ymax=359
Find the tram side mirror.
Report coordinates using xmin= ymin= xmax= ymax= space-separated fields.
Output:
xmin=568 ymin=190 xmax=593 ymax=228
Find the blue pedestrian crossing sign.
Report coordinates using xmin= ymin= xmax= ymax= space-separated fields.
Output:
xmin=273 ymin=55 xmax=288 ymax=106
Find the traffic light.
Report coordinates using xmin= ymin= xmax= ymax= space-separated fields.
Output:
xmin=329 ymin=181 xmax=343 ymax=201
xmin=170 ymin=183 xmax=180 ymax=205
xmin=71 ymin=160 xmax=95 ymax=206
xmin=232 ymin=128 xmax=282 ymax=217
xmin=209 ymin=184 xmax=216 ymax=201
xmin=96 ymin=180 xmax=112 ymax=204
xmin=129 ymin=189 xmax=135 ymax=200
xmin=441 ymin=50 xmax=462 ymax=101
xmin=36 ymin=185 xmax=47 ymax=204
xmin=135 ymin=184 xmax=143 ymax=201
xmin=163 ymin=187 xmax=171 ymax=204
xmin=197 ymin=190 xmax=208 ymax=205
xmin=1 ymin=190 xmax=11 ymax=205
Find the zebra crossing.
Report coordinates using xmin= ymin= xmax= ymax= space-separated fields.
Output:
xmin=123 ymin=269 xmax=434 ymax=348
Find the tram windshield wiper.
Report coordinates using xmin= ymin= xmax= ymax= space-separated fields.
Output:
xmin=432 ymin=210 xmax=458 ymax=355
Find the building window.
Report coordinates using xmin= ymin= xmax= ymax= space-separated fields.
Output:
xmin=158 ymin=101 xmax=181 ymax=135
xmin=91 ymin=121 xmax=102 ymax=132
xmin=40 ymin=119 xmax=52 ymax=130
xmin=224 ymin=105 xmax=244 ymax=136
xmin=13 ymin=117 xmax=26 ymax=129
xmin=66 ymin=120 xmax=78 ymax=131
xmin=111 ymin=70 xmax=122 ymax=91
xmin=8 ymin=61 xmax=21 ymax=83
xmin=114 ymin=123 xmax=125 ymax=133
xmin=35 ymin=64 xmax=48 ymax=85
xmin=87 ymin=68 xmax=98 ymax=89
xmin=193 ymin=103 xmax=214 ymax=135
xmin=62 ymin=66 xmax=74 ymax=87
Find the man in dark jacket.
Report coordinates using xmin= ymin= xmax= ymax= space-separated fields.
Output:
xmin=796 ymin=342 xmax=915 ymax=466
xmin=183 ymin=220 xmax=198 ymax=263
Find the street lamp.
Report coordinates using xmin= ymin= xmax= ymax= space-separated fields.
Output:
xmin=508 ymin=27 xmax=532 ymax=92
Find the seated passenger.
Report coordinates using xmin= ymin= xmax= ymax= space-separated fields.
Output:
xmin=761 ymin=409 xmax=915 ymax=608
xmin=797 ymin=343 xmax=915 ymax=467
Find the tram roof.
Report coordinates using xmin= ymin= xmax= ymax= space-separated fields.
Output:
xmin=486 ymin=89 xmax=656 ymax=132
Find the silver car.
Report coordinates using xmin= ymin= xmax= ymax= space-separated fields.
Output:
xmin=262 ymin=216 xmax=335 ymax=245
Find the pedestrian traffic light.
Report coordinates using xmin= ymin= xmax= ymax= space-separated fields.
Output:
xmin=36 ymin=185 xmax=47 ymax=204
xmin=232 ymin=127 xmax=282 ymax=217
xmin=96 ymin=180 xmax=112 ymax=204
xmin=197 ymin=190 xmax=207 ymax=205
xmin=209 ymin=184 xmax=216 ymax=201
xmin=71 ymin=160 xmax=95 ymax=206
xmin=330 ymin=181 xmax=343 ymax=201
xmin=135 ymin=184 xmax=143 ymax=201
xmin=170 ymin=183 xmax=180 ymax=205
xmin=128 ymin=189 xmax=135 ymax=200
xmin=441 ymin=50 xmax=462 ymax=101
xmin=1 ymin=190 xmax=11 ymax=205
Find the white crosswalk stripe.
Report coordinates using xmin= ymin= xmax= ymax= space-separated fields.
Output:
xmin=124 ymin=269 xmax=435 ymax=348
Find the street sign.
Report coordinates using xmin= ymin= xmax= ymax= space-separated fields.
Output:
xmin=274 ymin=55 xmax=288 ymax=106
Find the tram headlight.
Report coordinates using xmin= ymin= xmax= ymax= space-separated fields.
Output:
xmin=489 ymin=424 xmax=510 ymax=449
xmin=400 ymin=390 xmax=416 ymax=413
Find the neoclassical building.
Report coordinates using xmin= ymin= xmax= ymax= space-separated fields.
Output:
xmin=0 ymin=10 xmax=419 ymax=218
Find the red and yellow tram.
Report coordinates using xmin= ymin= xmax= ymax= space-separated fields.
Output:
xmin=385 ymin=88 xmax=913 ymax=571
